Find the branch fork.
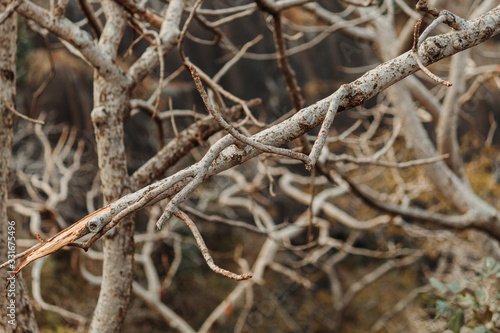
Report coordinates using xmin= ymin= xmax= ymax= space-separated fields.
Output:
xmin=412 ymin=2 xmax=469 ymax=87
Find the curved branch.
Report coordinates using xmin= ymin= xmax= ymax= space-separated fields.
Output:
xmin=16 ymin=0 xmax=129 ymax=84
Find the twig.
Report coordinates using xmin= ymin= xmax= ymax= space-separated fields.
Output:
xmin=30 ymin=36 xmax=57 ymax=120
xmin=155 ymin=136 xmax=234 ymax=228
xmin=307 ymin=86 xmax=348 ymax=169
xmin=173 ymin=210 xmax=252 ymax=280
xmin=168 ymin=97 xmax=179 ymax=137
xmin=212 ymin=35 xmax=263 ymax=84
xmin=31 ymin=257 xmax=87 ymax=324
xmin=334 ymin=167 xmax=497 ymax=236
xmin=178 ymin=0 xmax=265 ymax=126
xmin=0 ymin=0 xmax=21 ymax=25
xmin=178 ymin=0 xmax=203 ymax=64
xmin=181 ymin=10 xmax=234 ymax=111
xmin=124 ymin=20 xmax=156 ymax=58
xmin=81 ymin=166 xmax=197 ymax=248
xmin=152 ymin=29 xmax=164 ymax=120
xmin=191 ymin=61 xmax=265 ymax=126
xmin=371 ymin=284 xmax=432 ymax=332
xmin=415 ymin=0 xmax=440 ymax=17
xmin=412 ymin=6 xmax=469 ymax=86
xmin=181 ymin=204 xmax=270 ymax=234
xmin=308 ymin=167 xmax=315 ymax=243
xmin=76 ymin=0 xmax=103 ymax=38
xmin=113 ymin=0 xmax=163 ymax=29
xmin=54 ymin=0 xmax=69 ymax=16
xmin=265 ymin=6 xmax=304 ymax=112
xmin=131 ymin=98 xmax=261 ymax=188
xmin=1 ymin=97 xmax=45 ymax=125
xmin=340 ymin=254 xmax=421 ymax=309
xmin=486 ymin=111 xmax=497 ymax=146
xmin=412 ymin=19 xmax=452 ymax=87
xmin=161 ymin=237 xmax=182 ymax=290
xmin=210 ymin=7 xmax=255 ymax=27
xmin=189 ymin=65 xmax=311 ymax=164
xmin=340 ymin=0 xmax=378 ymax=7
xmin=268 ymin=262 xmax=313 ymax=289
xmin=327 ymin=153 xmax=449 ymax=168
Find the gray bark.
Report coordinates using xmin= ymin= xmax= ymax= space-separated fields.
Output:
xmin=88 ymin=1 xmax=134 ymax=332
xmin=0 ymin=3 xmax=39 ymax=332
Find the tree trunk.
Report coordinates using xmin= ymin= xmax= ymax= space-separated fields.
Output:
xmin=0 ymin=4 xmax=39 ymax=332
xmin=88 ymin=75 xmax=134 ymax=333
xmin=88 ymin=1 xmax=135 ymax=330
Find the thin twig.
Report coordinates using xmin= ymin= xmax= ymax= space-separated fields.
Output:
xmin=168 ymin=97 xmax=179 ymax=137
xmin=411 ymin=19 xmax=452 ymax=87
xmin=339 ymin=0 xmax=378 ymax=7
xmin=124 ymin=20 xmax=156 ymax=59
xmin=76 ymin=0 xmax=103 ymax=38
xmin=161 ymin=237 xmax=182 ymax=289
xmin=30 ymin=36 xmax=57 ymax=120
xmin=152 ymin=30 xmax=164 ymax=120
xmin=0 ymin=0 xmax=21 ymax=24
xmin=189 ymin=65 xmax=311 ymax=164
xmin=54 ymin=0 xmax=69 ymax=16
xmin=212 ymin=35 xmax=263 ymax=84
xmin=181 ymin=204 xmax=269 ymax=234
xmin=327 ymin=153 xmax=449 ymax=168
xmin=308 ymin=167 xmax=315 ymax=243
xmin=267 ymin=8 xmax=304 ymax=112
xmin=179 ymin=0 xmax=265 ymax=126
xmin=307 ymin=86 xmax=348 ymax=169
xmin=210 ymin=7 xmax=255 ymax=27
xmin=415 ymin=0 xmax=440 ymax=17
xmin=486 ymin=111 xmax=497 ymax=146
xmin=31 ymin=258 xmax=87 ymax=324
xmin=174 ymin=210 xmax=252 ymax=280
xmin=1 ymin=97 xmax=45 ymax=125
xmin=371 ymin=284 xmax=432 ymax=332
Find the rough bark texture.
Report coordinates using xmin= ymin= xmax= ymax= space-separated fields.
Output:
xmin=89 ymin=77 xmax=134 ymax=333
xmin=0 ymin=4 xmax=39 ymax=332
xmin=88 ymin=1 xmax=134 ymax=331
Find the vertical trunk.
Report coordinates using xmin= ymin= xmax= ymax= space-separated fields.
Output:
xmin=88 ymin=76 xmax=134 ymax=332
xmin=88 ymin=1 xmax=134 ymax=329
xmin=0 ymin=5 xmax=39 ymax=332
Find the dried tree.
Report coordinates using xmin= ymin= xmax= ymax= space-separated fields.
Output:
xmin=0 ymin=0 xmax=500 ymax=331
xmin=0 ymin=1 xmax=39 ymax=331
